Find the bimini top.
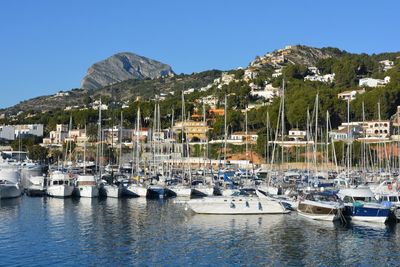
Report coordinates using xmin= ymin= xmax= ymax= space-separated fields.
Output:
xmin=338 ymin=186 xmax=375 ymax=198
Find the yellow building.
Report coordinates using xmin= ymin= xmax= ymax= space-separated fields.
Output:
xmin=173 ymin=120 xmax=209 ymax=141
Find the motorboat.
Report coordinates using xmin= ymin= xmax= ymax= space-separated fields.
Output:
xmin=376 ymin=193 xmax=400 ymax=220
xmin=47 ymin=171 xmax=74 ymax=198
xmin=338 ymin=186 xmax=391 ymax=223
xmin=186 ymin=189 xmax=290 ymax=214
xmin=0 ymin=168 xmax=22 ymax=199
xmin=26 ymin=175 xmax=46 ymax=197
xmin=297 ymin=191 xmax=344 ymax=221
xmin=75 ymin=174 xmax=99 ymax=198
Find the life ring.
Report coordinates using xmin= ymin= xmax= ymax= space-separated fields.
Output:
xmin=388 ymin=183 xmax=393 ymax=191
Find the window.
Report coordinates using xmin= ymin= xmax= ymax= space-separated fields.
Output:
xmin=343 ymin=196 xmax=352 ymax=203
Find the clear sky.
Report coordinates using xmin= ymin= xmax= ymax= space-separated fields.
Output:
xmin=0 ymin=0 xmax=399 ymax=108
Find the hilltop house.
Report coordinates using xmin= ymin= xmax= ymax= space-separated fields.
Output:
xmin=229 ymin=132 xmax=258 ymax=144
xmin=42 ymin=124 xmax=69 ymax=146
xmin=288 ymin=129 xmax=307 ymax=141
xmin=380 ymin=60 xmax=394 ymax=72
xmin=329 ymin=125 xmax=363 ymax=141
xmin=359 ymin=77 xmax=390 ymax=87
xmin=337 ymin=89 xmax=365 ymax=101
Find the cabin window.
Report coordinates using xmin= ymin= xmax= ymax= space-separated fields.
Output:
xmin=389 ymin=196 xmax=398 ymax=202
xmin=343 ymin=196 xmax=352 ymax=203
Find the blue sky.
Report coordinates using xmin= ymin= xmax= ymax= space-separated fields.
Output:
xmin=0 ymin=0 xmax=399 ymax=108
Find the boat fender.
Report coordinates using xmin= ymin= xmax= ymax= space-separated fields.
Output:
xmin=246 ymin=201 xmax=250 ymax=208
xmin=230 ymin=202 xmax=235 ymax=208
xmin=258 ymin=202 xmax=262 ymax=210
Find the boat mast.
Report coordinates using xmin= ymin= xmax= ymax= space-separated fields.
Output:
xmin=97 ymin=98 xmax=102 ymax=176
xmin=84 ymin=124 xmax=87 ymax=175
xmin=119 ymin=111 xmax=123 ymax=172
xmin=314 ymin=93 xmax=319 ymax=180
xmin=181 ymin=91 xmax=186 ymax=180
xmin=266 ymin=111 xmax=270 ymax=165
xmin=281 ymin=79 xmax=285 ymax=169
xmin=326 ymin=110 xmax=329 ymax=170
xmin=224 ymin=94 xmax=228 ymax=166
xmin=136 ymin=107 xmax=141 ymax=176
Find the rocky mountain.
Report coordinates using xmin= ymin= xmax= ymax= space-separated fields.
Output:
xmin=81 ymin=52 xmax=175 ymax=90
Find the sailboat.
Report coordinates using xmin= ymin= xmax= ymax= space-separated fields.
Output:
xmin=75 ymin=125 xmax=100 ymax=198
xmin=125 ymin=106 xmax=148 ymax=197
xmin=97 ymin=99 xmax=123 ymax=198
xmin=167 ymin=91 xmax=193 ymax=197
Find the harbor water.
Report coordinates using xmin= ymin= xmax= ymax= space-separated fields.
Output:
xmin=1 ymin=196 xmax=400 ymax=266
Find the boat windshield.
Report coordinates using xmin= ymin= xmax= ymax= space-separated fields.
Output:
xmin=306 ymin=193 xmax=338 ymax=202
xmin=231 ymin=189 xmax=257 ymax=197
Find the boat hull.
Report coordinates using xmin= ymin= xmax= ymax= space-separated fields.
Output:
xmin=125 ymin=185 xmax=148 ymax=197
xmin=343 ymin=205 xmax=390 ymax=223
xmin=26 ymin=187 xmax=45 ymax=197
xmin=104 ymin=185 xmax=122 ymax=198
xmin=77 ymin=185 xmax=99 ymax=198
xmin=148 ymin=186 xmax=166 ymax=198
xmin=0 ymin=184 xmax=21 ymax=199
xmin=167 ymin=186 xmax=192 ymax=197
xmin=297 ymin=201 xmax=341 ymax=221
xmin=192 ymin=187 xmax=214 ymax=197
xmin=47 ymin=185 xmax=74 ymax=198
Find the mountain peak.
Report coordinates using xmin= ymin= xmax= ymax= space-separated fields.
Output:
xmin=80 ymin=52 xmax=174 ymax=90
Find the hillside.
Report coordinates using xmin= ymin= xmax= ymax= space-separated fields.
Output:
xmin=1 ymin=44 xmax=399 ymax=122
xmin=1 ymin=70 xmax=222 ymax=115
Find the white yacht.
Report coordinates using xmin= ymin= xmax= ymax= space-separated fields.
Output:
xmin=47 ymin=171 xmax=74 ymax=198
xmin=187 ymin=189 xmax=289 ymax=214
xmin=76 ymin=174 xmax=99 ymax=198
xmin=0 ymin=168 xmax=22 ymax=199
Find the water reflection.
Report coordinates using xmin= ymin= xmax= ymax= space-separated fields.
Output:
xmin=2 ymin=196 xmax=400 ymax=266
